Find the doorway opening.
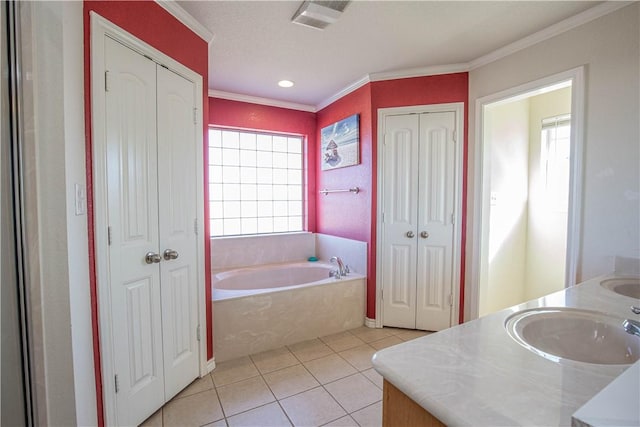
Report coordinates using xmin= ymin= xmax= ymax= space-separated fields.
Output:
xmin=470 ymin=68 xmax=584 ymax=318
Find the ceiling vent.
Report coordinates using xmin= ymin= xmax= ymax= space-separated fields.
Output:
xmin=291 ymin=1 xmax=350 ymax=30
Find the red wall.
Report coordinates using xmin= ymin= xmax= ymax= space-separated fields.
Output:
xmin=83 ymin=2 xmax=210 ymax=425
xmin=208 ymin=98 xmax=318 ymax=231
xmin=316 ymin=73 xmax=468 ymax=320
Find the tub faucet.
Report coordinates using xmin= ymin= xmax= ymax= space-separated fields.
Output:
xmin=623 ymin=319 xmax=640 ymax=337
xmin=330 ymin=256 xmax=347 ymax=277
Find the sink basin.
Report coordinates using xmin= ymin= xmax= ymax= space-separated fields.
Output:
xmin=505 ymin=308 xmax=640 ymax=365
xmin=601 ymin=278 xmax=640 ymax=299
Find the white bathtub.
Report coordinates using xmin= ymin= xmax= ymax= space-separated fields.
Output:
xmin=212 ymin=261 xmax=366 ymax=362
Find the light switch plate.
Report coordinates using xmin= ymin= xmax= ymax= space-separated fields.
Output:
xmin=75 ymin=183 xmax=86 ymax=216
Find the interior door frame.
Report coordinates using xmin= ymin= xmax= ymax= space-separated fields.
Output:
xmin=468 ymin=66 xmax=585 ymax=320
xmin=90 ymin=13 xmax=206 ymax=425
xmin=376 ymin=103 xmax=465 ymax=329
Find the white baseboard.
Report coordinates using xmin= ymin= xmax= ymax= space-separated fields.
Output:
xmin=206 ymin=358 xmax=216 ymax=373
xmin=365 ymin=317 xmax=377 ymax=328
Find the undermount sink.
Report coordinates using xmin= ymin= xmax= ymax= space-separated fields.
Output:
xmin=600 ymin=278 xmax=640 ymax=300
xmin=505 ymin=308 xmax=640 ymax=365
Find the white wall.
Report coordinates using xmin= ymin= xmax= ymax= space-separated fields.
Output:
xmin=525 ymin=87 xmax=572 ymax=300
xmin=467 ymin=3 xmax=640 ymax=318
xmin=480 ymin=99 xmax=529 ymax=316
xmin=22 ymin=1 xmax=96 ymax=425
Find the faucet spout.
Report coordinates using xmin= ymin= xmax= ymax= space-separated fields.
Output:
xmin=623 ymin=319 xmax=640 ymax=337
xmin=330 ymin=256 xmax=347 ymax=277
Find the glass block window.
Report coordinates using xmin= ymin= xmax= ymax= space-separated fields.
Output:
xmin=209 ymin=128 xmax=304 ymax=237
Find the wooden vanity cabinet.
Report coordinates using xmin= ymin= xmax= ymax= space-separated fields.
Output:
xmin=383 ymin=380 xmax=446 ymax=427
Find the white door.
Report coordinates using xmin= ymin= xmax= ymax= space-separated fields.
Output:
xmin=105 ymin=38 xmax=199 ymax=425
xmin=156 ymin=66 xmax=200 ymax=401
xmin=105 ymin=37 xmax=164 ymax=427
xmin=381 ymin=112 xmax=456 ymax=331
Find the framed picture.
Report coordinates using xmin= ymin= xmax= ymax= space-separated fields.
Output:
xmin=321 ymin=113 xmax=360 ymax=170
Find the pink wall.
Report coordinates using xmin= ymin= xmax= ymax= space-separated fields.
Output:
xmin=83 ymin=2 xmax=210 ymax=424
xmin=316 ymin=74 xmax=469 ymax=320
xmin=208 ymin=98 xmax=318 ymax=231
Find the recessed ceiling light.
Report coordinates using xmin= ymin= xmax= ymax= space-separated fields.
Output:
xmin=278 ymin=80 xmax=294 ymax=88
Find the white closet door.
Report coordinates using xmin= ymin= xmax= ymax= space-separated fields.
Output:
xmin=105 ymin=37 xmax=164 ymax=426
xmin=415 ymin=112 xmax=456 ymax=331
xmin=381 ymin=114 xmax=420 ymax=329
xmin=156 ymin=66 xmax=199 ymax=400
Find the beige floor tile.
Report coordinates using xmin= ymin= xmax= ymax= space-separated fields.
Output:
xmin=324 ymin=373 xmax=382 ymax=413
xmin=379 ymin=327 xmax=406 ymax=335
xmin=322 ymin=415 xmax=359 ymax=426
xmin=280 ymin=387 xmax=346 ymax=427
xmin=349 ymin=327 xmax=395 ymax=343
xmin=212 ymin=356 xmax=260 ymax=387
xmin=140 ymin=408 xmax=162 ymax=427
xmin=368 ymin=335 xmax=404 ymax=350
xmin=396 ymin=329 xmax=432 ymax=342
xmin=320 ymin=331 xmax=365 ymax=352
xmin=251 ymin=347 xmax=299 ymax=374
xmin=163 ymin=389 xmax=224 ymax=427
xmin=339 ymin=344 xmax=377 ymax=371
xmin=303 ymin=353 xmax=357 ymax=384
xmin=350 ymin=401 xmax=382 ymax=427
xmin=361 ymin=368 xmax=383 ymax=389
xmin=203 ymin=419 xmax=228 ymax=427
xmin=227 ymin=402 xmax=292 ymax=427
xmin=217 ymin=376 xmax=275 ymax=417
xmin=263 ymin=364 xmax=320 ymax=399
xmin=288 ymin=338 xmax=334 ymax=362
xmin=175 ymin=374 xmax=214 ymax=399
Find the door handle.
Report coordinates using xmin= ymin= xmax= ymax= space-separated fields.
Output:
xmin=163 ymin=249 xmax=179 ymax=261
xmin=421 ymin=231 xmax=429 ymax=239
xmin=145 ymin=252 xmax=162 ymax=264
xmin=406 ymin=231 xmax=415 ymax=238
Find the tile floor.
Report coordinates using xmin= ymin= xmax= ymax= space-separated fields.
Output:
xmin=141 ymin=326 xmax=431 ymax=427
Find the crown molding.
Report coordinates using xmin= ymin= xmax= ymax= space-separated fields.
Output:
xmin=209 ymin=90 xmax=317 ymax=112
xmin=315 ymin=75 xmax=371 ymax=111
xmin=155 ymin=0 xmax=214 ymax=44
xmin=469 ymin=1 xmax=632 ymax=70
xmin=369 ymin=63 xmax=469 ymax=82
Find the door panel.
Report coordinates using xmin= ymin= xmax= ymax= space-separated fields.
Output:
xmin=416 ymin=112 xmax=455 ymax=331
xmin=382 ymin=115 xmax=419 ymax=328
xmin=105 ymin=37 xmax=164 ymax=427
xmin=156 ymin=66 xmax=199 ymax=400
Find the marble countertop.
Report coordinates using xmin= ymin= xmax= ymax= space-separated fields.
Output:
xmin=372 ymin=275 xmax=639 ymax=426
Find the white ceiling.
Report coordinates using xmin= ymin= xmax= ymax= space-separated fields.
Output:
xmin=177 ymin=1 xmax=602 ymax=108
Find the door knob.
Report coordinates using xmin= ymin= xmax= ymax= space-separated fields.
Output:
xmin=163 ymin=249 xmax=179 ymax=261
xmin=406 ymin=231 xmax=415 ymax=238
xmin=145 ymin=252 xmax=161 ymax=264
xmin=421 ymin=231 xmax=429 ymax=239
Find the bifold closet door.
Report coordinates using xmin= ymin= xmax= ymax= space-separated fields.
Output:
xmin=104 ymin=37 xmax=200 ymax=426
xmin=381 ymin=112 xmax=456 ymax=332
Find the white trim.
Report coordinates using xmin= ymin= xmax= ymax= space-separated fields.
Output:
xmin=154 ymin=0 xmax=214 ymax=44
xmin=90 ymin=12 xmax=207 ymax=425
xmin=206 ymin=358 xmax=216 ymax=374
xmin=209 ymin=89 xmax=316 ymax=113
xmin=376 ymin=102 xmax=464 ymax=330
xmin=468 ymin=2 xmax=630 ymax=70
xmin=468 ymin=66 xmax=585 ymax=321
xmin=316 ymin=75 xmax=371 ymax=111
xmin=364 ymin=317 xmax=377 ymax=329
xmin=369 ymin=63 xmax=469 ymax=83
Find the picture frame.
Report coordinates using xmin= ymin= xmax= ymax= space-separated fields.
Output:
xmin=321 ymin=113 xmax=360 ymax=170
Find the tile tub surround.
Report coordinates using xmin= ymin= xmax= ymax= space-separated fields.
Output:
xmin=316 ymin=233 xmax=367 ymax=275
xmin=214 ymin=275 xmax=366 ymax=362
xmin=372 ymin=275 xmax=640 ymax=426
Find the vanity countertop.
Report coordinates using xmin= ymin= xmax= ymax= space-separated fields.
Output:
xmin=372 ymin=276 xmax=639 ymax=426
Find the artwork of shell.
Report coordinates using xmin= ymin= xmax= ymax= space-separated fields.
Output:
xmin=321 ymin=114 xmax=359 ymax=170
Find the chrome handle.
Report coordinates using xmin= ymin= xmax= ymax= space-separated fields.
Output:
xmin=163 ymin=249 xmax=179 ymax=261
xmin=406 ymin=231 xmax=415 ymax=238
xmin=145 ymin=252 xmax=161 ymax=264
xmin=632 ymin=306 xmax=640 ymax=315
xmin=421 ymin=231 xmax=429 ymax=239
